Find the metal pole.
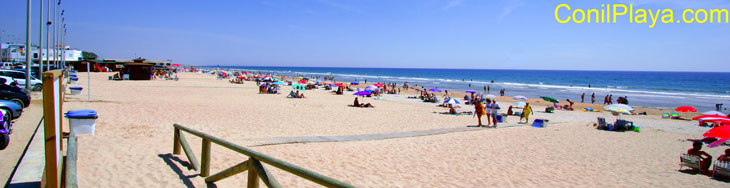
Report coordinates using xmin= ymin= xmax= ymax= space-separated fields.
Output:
xmin=45 ymin=0 xmax=50 ymax=71
xmin=87 ymin=62 xmax=90 ymax=101
xmin=38 ymin=0 xmax=43 ymax=78
xmin=52 ymin=0 xmax=56 ymax=69
xmin=25 ymin=0 xmax=31 ymax=91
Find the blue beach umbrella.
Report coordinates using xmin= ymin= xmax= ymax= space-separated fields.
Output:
xmin=445 ymin=98 xmax=461 ymax=104
xmin=353 ymin=91 xmax=371 ymax=96
xmin=512 ymin=95 xmax=528 ymax=101
xmin=465 ymin=90 xmax=476 ymax=93
xmin=428 ymin=88 xmax=442 ymax=92
xmin=272 ymin=81 xmax=286 ymax=85
xmin=350 ymin=82 xmax=359 ymax=85
xmin=512 ymin=101 xmax=526 ymax=108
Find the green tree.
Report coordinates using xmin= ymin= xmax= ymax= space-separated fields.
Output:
xmin=82 ymin=51 xmax=98 ymax=60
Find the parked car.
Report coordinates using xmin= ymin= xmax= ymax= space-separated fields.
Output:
xmin=0 ymin=100 xmax=23 ymax=120
xmin=0 ymin=78 xmax=31 ymax=108
xmin=0 ymin=69 xmax=42 ymax=91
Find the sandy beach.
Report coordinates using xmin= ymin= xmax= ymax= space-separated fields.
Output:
xmin=64 ymin=72 xmax=728 ymax=187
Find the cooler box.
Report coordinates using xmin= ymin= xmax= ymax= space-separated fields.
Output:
xmin=70 ymin=77 xmax=79 ymax=84
xmin=532 ymin=119 xmax=549 ymax=128
xmin=65 ymin=110 xmax=98 ymax=136
xmin=496 ymin=115 xmax=505 ymax=123
xmin=69 ymin=86 xmax=83 ymax=95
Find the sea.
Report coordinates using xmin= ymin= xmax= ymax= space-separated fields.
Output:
xmin=209 ymin=66 xmax=730 ymax=113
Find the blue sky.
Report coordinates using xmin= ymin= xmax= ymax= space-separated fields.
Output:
xmin=1 ymin=0 xmax=729 ymax=71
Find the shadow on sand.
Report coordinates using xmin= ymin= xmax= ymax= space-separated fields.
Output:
xmin=158 ymin=153 xmax=218 ymax=188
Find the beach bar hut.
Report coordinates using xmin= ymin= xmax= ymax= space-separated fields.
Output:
xmin=120 ymin=62 xmax=154 ymax=80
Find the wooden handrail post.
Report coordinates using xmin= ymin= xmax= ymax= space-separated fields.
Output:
xmin=201 ymin=138 xmax=211 ymax=177
xmin=205 ymin=160 xmax=249 ymax=183
xmin=247 ymin=157 xmax=259 ymax=188
xmin=173 ymin=128 xmax=181 ymax=155
xmin=178 ymin=133 xmax=200 ymax=171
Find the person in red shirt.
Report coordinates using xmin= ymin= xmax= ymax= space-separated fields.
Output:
xmin=687 ymin=141 xmax=712 ymax=173
xmin=718 ymin=148 xmax=730 ymax=162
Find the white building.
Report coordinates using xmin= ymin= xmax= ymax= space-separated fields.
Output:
xmin=1 ymin=43 xmax=83 ymax=63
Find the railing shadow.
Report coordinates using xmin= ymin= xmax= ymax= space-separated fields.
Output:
xmin=158 ymin=154 xmax=198 ymax=188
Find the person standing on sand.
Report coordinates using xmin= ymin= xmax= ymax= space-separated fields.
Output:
xmin=603 ymin=95 xmax=609 ymax=104
xmin=591 ymin=93 xmax=595 ymax=104
xmin=474 ymin=98 xmax=486 ymax=127
xmin=491 ymin=100 xmax=500 ymax=127
xmin=608 ymin=95 xmax=613 ymax=104
xmin=521 ymin=103 xmax=534 ymax=123
xmin=581 ymin=93 xmax=585 ymax=103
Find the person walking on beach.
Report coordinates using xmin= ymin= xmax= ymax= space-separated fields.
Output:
xmin=717 ymin=103 xmax=724 ymax=111
xmin=485 ymin=99 xmax=493 ymax=127
xmin=603 ymin=95 xmax=609 ymax=105
xmin=490 ymin=100 xmax=500 ymax=127
xmin=608 ymin=95 xmax=613 ymax=104
xmin=591 ymin=93 xmax=595 ymax=104
xmin=581 ymin=93 xmax=585 ymax=103
xmin=483 ymin=86 xmax=487 ymax=93
xmin=487 ymin=86 xmax=490 ymax=93
xmin=474 ymin=98 xmax=486 ymax=127
xmin=521 ymin=103 xmax=534 ymax=124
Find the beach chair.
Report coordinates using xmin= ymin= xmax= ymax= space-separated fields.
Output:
xmin=671 ymin=112 xmax=680 ymax=119
xmin=713 ymin=161 xmax=730 ymax=179
xmin=661 ymin=113 xmax=670 ymax=119
xmin=614 ymin=119 xmax=628 ymax=131
xmin=679 ymin=153 xmax=702 ymax=172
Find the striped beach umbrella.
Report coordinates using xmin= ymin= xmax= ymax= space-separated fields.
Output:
xmin=512 ymin=95 xmax=528 ymax=101
xmin=444 ymin=98 xmax=461 ymax=104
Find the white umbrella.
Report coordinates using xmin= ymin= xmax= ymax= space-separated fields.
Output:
xmin=703 ymin=111 xmax=727 ymax=116
xmin=512 ymin=95 xmax=528 ymax=101
xmin=604 ymin=104 xmax=634 ymax=112
xmin=484 ymin=94 xmax=497 ymax=100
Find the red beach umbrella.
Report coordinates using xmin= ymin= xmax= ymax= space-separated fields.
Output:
xmin=693 ymin=115 xmax=730 ymax=120
xmin=373 ymin=83 xmax=385 ymax=87
xmin=675 ymin=106 xmax=697 ymax=112
xmin=298 ymin=80 xmax=307 ymax=84
xmin=703 ymin=125 xmax=730 ymax=140
xmin=335 ymin=83 xmax=344 ymax=87
xmin=171 ymin=64 xmax=181 ymax=67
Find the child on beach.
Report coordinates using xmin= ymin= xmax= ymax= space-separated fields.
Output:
xmin=485 ymin=99 xmax=493 ymax=127
xmin=490 ymin=100 xmax=500 ymax=127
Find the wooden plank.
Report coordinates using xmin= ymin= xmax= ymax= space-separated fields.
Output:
xmin=65 ymin=137 xmax=78 ymax=188
xmin=201 ymin=138 xmax=211 ymax=177
xmin=178 ymin=133 xmax=200 ymax=171
xmin=42 ymin=70 xmax=63 ymax=188
xmin=247 ymin=158 xmax=259 ymax=188
xmin=205 ymin=160 xmax=249 ymax=183
xmin=174 ymin=124 xmax=356 ymax=188
xmin=251 ymin=159 xmax=282 ymax=188
xmin=173 ymin=128 xmax=181 ymax=155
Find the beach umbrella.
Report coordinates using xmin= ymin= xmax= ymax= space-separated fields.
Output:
xmin=675 ymin=106 xmax=697 ymax=112
xmin=312 ymin=79 xmax=321 ymax=83
xmin=605 ymin=107 xmax=631 ymax=115
xmin=335 ymin=83 xmax=344 ymax=87
xmin=703 ymin=126 xmax=730 ymax=147
xmin=512 ymin=101 xmax=526 ymax=108
xmin=171 ymin=64 xmax=181 ymax=67
xmin=465 ymin=90 xmax=476 ymax=94
xmin=512 ymin=95 xmax=528 ymax=101
xmin=292 ymin=84 xmax=306 ymax=91
xmin=703 ymin=111 xmax=727 ymax=116
xmin=484 ymin=94 xmax=497 ymax=100
xmin=272 ymin=81 xmax=286 ymax=85
xmin=350 ymin=82 xmax=359 ymax=85
xmin=444 ymin=98 xmax=461 ymax=104
xmin=675 ymin=106 xmax=697 ymax=118
xmin=323 ymin=81 xmax=332 ymax=84
xmin=353 ymin=91 xmax=371 ymax=96
xmin=298 ymin=80 xmax=307 ymax=84
xmin=604 ymin=104 xmax=634 ymax=111
xmin=692 ymin=115 xmax=729 ymax=120
xmin=372 ymin=83 xmax=385 ymax=87
xmin=428 ymin=88 xmax=442 ymax=92
xmin=540 ymin=96 xmax=559 ymax=103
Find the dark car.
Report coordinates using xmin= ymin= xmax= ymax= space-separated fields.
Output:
xmin=0 ymin=78 xmax=31 ymax=108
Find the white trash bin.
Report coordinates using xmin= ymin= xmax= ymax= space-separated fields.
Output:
xmin=65 ymin=110 xmax=98 ymax=136
xmin=69 ymin=86 xmax=83 ymax=95
xmin=70 ymin=77 xmax=79 ymax=84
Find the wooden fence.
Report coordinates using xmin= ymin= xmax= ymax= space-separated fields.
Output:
xmin=172 ymin=124 xmax=356 ymax=188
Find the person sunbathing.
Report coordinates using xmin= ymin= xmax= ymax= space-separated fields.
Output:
xmin=353 ymin=97 xmax=374 ymax=108
xmin=687 ymin=141 xmax=712 ymax=173
xmin=718 ymin=149 xmax=730 ymax=162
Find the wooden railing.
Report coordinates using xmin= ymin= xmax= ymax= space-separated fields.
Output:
xmin=64 ymin=136 xmax=78 ymax=188
xmin=172 ymin=124 xmax=356 ymax=188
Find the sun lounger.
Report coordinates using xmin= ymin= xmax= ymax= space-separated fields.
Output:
xmin=713 ymin=161 xmax=730 ymax=179
xmin=662 ymin=113 xmax=670 ymax=119
xmin=671 ymin=112 xmax=680 ymax=119
xmin=679 ymin=153 xmax=702 ymax=172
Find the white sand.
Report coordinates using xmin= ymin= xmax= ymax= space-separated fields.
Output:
xmin=64 ymin=72 xmax=728 ymax=187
